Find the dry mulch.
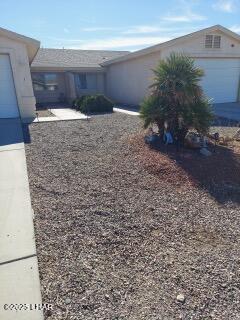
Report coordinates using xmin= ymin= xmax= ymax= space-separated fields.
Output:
xmin=129 ymin=133 xmax=240 ymax=202
xmin=25 ymin=113 xmax=240 ymax=320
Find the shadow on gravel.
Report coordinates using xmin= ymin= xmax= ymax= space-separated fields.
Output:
xmin=22 ymin=124 xmax=31 ymax=144
xmin=154 ymin=144 xmax=240 ymax=204
xmin=133 ymin=134 xmax=240 ymax=204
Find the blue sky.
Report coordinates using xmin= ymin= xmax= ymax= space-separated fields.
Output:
xmin=1 ymin=0 xmax=240 ymax=51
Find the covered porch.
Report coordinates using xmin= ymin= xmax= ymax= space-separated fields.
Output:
xmin=31 ymin=71 xmax=106 ymax=106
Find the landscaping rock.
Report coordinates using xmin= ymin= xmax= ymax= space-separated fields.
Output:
xmin=176 ymin=294 xmax=185 ymax=303
xmin=24 ymin=113 xmax=240 ymax=320
xmin=65 ymin=298 xmax=71 ymax=305
xmin=185 ymin=132 xmax=202 ymax=149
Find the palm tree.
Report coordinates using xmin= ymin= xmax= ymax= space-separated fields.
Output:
xmin=140 ymin=53 xmax=213 ymax=142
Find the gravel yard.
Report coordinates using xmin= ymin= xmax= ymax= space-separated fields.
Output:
xmin=25 ymin=113 xmax=240 ymax=320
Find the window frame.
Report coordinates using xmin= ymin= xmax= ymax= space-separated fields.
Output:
xmin=205 ymin=34 xmax=221 ymax=49
xmin=213 ymin=35 xmax=221 ymax=49
xmin=75 ymin=73 xmax=87 ymax=90
xmin=32 ymin=73 xmax=59 ymax=92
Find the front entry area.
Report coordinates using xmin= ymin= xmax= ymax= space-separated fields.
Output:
xmin=0 ymin=54 xmax=19 ymax=118
xmin=195 ymin=58 xmax=240 ymax=104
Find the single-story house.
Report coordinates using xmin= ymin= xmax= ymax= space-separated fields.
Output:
xmin=31 ymin=48 xmax=129 ymax=105
xmin=0 ymin=24 xmax=240 ymax=122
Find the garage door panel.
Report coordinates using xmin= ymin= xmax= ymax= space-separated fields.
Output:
xmin=195 ymin=58 xmax=240 ymax=103
xmin=0 ymin=54 xmax=19 ymax=118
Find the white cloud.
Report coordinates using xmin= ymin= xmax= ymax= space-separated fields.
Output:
xmin=163 ymin=12 xmax=206 ymax=22
xmin=81 ymin=27 xmax=117 ymax=32
xmin=122 ymin=26 xmax=171 ymax=34
xmin=63 ymin=28 xmax=69 ymax=34
xmin=162 ymin=0 xmax=206 ymax=23
xmin=230 ymin=25 xmax=240 ymax=33
xmin=62 ymin=36 xmax=172 ymax=50
xmin=82 ymin=25 xmax=174 ymax=35
xmin=45 ymin=24 xmax=203 ymax=51
xmin=212 ymin=0 xmax=236 ymax=12
xmin=80 ymin=23 xmax=200 ymax=36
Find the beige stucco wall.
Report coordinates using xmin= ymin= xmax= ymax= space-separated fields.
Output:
xmin=106 ymin=31 xmax=240 ymax=105
xmin=160 ymin=31 xmax=240 ymax=59
xmin=65 ymin=72 xmax=76 ymax=102
xmin=0 ymin=36 xmax=36 ymax=120
xmin=106 ymin=51 xmax=161 ymax=105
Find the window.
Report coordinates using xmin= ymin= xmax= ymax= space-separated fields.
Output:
xmin=32 ymin=73 xmax=58 ymax=91
xmin=75 ymin=74 xmax=87 ymax=89
xmin=74 ymin=73 xmax=98 ymax=91
xmin=205 ymin=35 xmax=213 ymax=48
xmin=205 ymin=35 xmax=221 ymax=49
xmin=213 ymin=35 xmax=221 ymax=48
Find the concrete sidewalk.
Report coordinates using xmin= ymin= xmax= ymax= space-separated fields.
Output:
xmin=0 ymin=119 xmax=43 ymax=320
xmin=50 ymin=108 xmax=89 ymax=120
xmin=33 ymin=108 xmax=89 ymax=123
xmin=49 ymin=108 xmax=89 ymax=120
xmin=113 ymin=107 xmax=140 ymax=116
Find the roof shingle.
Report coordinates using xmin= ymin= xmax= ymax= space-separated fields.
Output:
xmin=31 ymin=48 xmax=129 ymax=69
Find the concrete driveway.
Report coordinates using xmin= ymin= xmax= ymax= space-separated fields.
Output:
xmin=0 ymin=119 xmax=43 ymax=320
xmin=213 ymin=102 xmax=240 ymax=121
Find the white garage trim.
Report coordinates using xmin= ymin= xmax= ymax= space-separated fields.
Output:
xmin=195 ymin=58 xmax=240 ymax=103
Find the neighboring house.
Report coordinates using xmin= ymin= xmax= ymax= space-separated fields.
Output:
xmin=1 ymin=25 xmax=240 ymax=122
xmin=104 ymin=25 xmax=240 ymax=105
xmin=31 ymin=48 xmax=129 ymax=105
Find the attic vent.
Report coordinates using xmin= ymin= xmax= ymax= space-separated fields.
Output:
xmin=205 ymin=35 xmax=221 ymax=49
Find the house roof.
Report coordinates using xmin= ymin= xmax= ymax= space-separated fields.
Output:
xmin=0 ymin=27 xmax=40 ymax=63
xmin=31 ymin=48 xmax=129 ymax=70
xmin=102 ymin=25 xmax=240 ymax=66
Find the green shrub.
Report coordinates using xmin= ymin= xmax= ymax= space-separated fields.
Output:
xmin=74 ymin=95 xmax=114 ymax=114
xmin=140 ymin=53 xmax=213 ymax=141
xmin=72 ymin=99 xmax=78 ymax=108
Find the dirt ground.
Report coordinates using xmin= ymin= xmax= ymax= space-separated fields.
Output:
xmin=25 ymin=113 xmax=240 ymax=320
xmin=36 ymin=109 xmax=55 ymax=118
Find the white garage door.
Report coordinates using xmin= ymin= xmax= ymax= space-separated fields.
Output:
xmin=195 ymin=58 xmax=240 ymax=103
xmin=0 ymin=54 xmax=19 ymax=118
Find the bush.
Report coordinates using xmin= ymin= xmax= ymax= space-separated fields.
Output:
xmin=74 ymin=95 xmax=114 ymax=114
xmin=140 ymin=53 xmax=213 ymax=141
xmin=72 ymin=95 xmax=88 ymax=109
xmin=140 ymin=95 xmax=167 ymax=135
